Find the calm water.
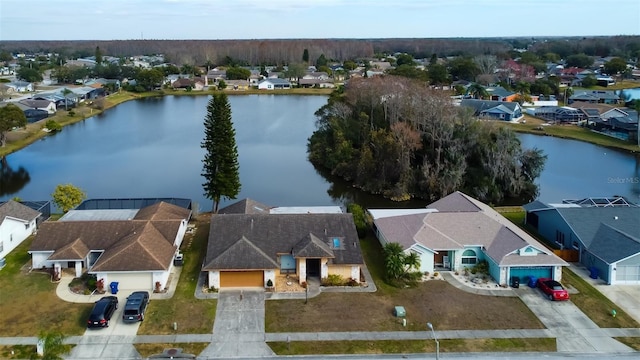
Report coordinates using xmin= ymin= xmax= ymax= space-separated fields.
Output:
xmin=617 ymin=87 xmax=640 ymax=103
xmin=1 ymin=95 xmax=639 ymax=211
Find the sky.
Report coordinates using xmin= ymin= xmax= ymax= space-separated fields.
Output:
xmin=0 ymin=0 xmax=639 ymax=41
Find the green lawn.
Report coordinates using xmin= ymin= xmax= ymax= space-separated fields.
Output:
xmin=0 ymin=238 xmax=93 ymax=336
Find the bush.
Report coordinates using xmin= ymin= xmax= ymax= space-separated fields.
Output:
xmin=322 ymin=274 xmax=346 ymax=286
xmin=67 ymin=110 xmax=75 ymax=117
xmin=266 ymin=279 xmax=273 ymax=287
xmin=44 ymin=120 xmax=62 ymax=132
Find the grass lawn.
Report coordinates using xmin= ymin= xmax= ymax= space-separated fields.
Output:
xmin=133 ymin=343 xmax=209 ymax=358
xmin=137 ymin=215 xmax=216 ymax=335
xmin=268 ymin=338 xmax=556 ymax=355
xmin=615 ymin=337 xmax=640 ymax=351
xmin=0 ymin=345 xmax=73 ymax=359
xmin=0 ymin=238 xmax=93 ymax=336
xmin=265 ymin=234 xmax=544 ymax=333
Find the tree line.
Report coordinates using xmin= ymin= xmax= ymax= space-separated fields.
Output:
xmin=307 ymin=76 xmax=547 ymax=205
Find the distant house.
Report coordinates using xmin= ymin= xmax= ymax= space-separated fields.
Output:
xmin=224 ymin=79 xmax=250 ymax=91
xmin=370 ymin=191 xmax=568 ymax=286
xmin=258 ymin=78 xmax=291 ymax=90
xmin=460 ymin=99 xmax=524 ymax=122
xmin=524 ymin=197 xmax=640 ymax=285
xmin=202 ymin=199 xmax=363 ymax=289
xmin=0 ymin=201 xmax=42 ymax=262
xmin=302 ymin=72 xmax=330 ymax=81
xmin=298 ymin=78 xmax=336 ymax=89
xmin=6 ymin=81 xmax=33 ymax=93
xmin=171 ymin=78 xmax=195 ymax=89
xmin=485 ymin=86 xmax=517 ymax=102
xmin=534 ymin=106 xmax=584 ymax=123
xmin=29 ymin=201 xmax=191 ymax=291
xmin=569 ymin=91 xmax=620 ymax=105
xmin=19 ymin=99 xmax=57 ymax=114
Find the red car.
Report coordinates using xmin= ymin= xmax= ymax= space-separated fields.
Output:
xmin=537 ymin=278 xmax=569 ymax=301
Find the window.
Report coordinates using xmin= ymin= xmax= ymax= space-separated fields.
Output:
xmin=461 ymin=249 xmax=477 ymax=265
xmin=555 ymin=230 xmax=565 ymax=245
xmin=572 ymin=240 xmax=580 ymax=250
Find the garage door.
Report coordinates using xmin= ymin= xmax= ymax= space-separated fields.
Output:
xmin=220 ymin=271 xmax=263 ymax=287
xmin=509 ymin=267 xmax=552 ymax=282
xmin=112 ymin=273 xmax=153 ymax=290
xmin=616 ymin=266 xmax=640 ymax=283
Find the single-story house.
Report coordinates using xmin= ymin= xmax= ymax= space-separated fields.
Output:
xmin=19 ymin=99 xmax=57 ymax=114
xmin=202 ymin=199 xmax=363 ymax=289
xmin=224 ymin=79 xmax=250 ymax=91
xmin=298 ymin=78 xmax=336 ymax=89
xmin=29 ymin=201 xmax=191 ymax=291
xmin=258 ymin=78 xmax=291 ymax=90
xmin=6 ymin=81 xmax=33 ymax=93
xmin=569 ymin=91 xmax=620 ymax=105
xmin=370 ymin=191 xmax=568 ymax=286
xmin=485 ymin=86 xmax=517 ymax=102
xmin=460 ymin=99 xmax=524 ymax=122
xmin=0 ymin=200 xmax=41 ymax=262
xmin=524 ymin=197 xmax=640 ymax=285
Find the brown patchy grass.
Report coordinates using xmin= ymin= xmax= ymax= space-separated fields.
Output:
xmin=268 ymin=338 xmax=556 ymax=355
xmin=133 ymin=343 xmax=209 ymax=358
xmin=266 ymin=235 xmax=544 ymax=332
xmin=137 ymin=215 xmax=216 ymax=335
xmin=0 ymin=345 xmax=74 ymax=359
xmin=615 ymin=337 xmax=640 ymax=350
xmin=0 ymin=238 xmax=93 ymax=336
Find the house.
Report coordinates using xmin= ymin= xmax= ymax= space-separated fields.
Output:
xmin=6 ymin=81 xmax=33 ymax=93
xmin=569 ymin=91 xmax=620 ymax=105
xmin=28 ymin=201 xmax=191 ymax=291
xmin=0 ymin=201 xmax=41 ymax=262
xmin=258 ymin=78 xmax=291 ymax=90
xmin=19 ymin=99 xmax=57 ymax=114
xmin=223 ymin=79 xmax=250 ymax=91
xmin=534 ymin=106 xmax=584 ymax=123
xmin=370 ymin=191 xmax=568 ymax=286
xmin=202 ymin=199 xmax=363 ymax=289
xmin=460 ymin=99 xmax=524 ymax=122
xmin=298 ymin=78 xmax=336 ymax=89
xmin=524 ymin=197 xmax=640 ymax=285
xmin=302 ymin=72 xmax=330 ymax=81
xmin=171 ymin=78 xmax=195 ymax=89
xmin=485 ymin=86 xmax=517 ymax=102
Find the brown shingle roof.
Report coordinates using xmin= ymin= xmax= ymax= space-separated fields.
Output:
xmin=133 ymin=201 xmax=191 ymax=221
xmin=0 ymin=200 xmax=41 ymax=226
xmin=29 ymin=202 xmax=186 ymax=272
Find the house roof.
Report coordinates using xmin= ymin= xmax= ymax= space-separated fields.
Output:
xmin=203 ymin=213 xmax=363 ymax=271
xmin=522 ymin=200 xmax=550 ymax=212
xmin=459 ymin=99 xmax=520 ymax=114
xmin=588 ymin=223 xmax=640 ymax=264
xmin=372 ymin=191 xmax=567 ymax=266
xmin=0 ymin=200 xmax=41 ymax=226
xmin=218 ymin=198 xmax=271 ymax=214
xmin=19 ymin=99 xmax=53 ymax=109
xmin=260 ymin=78 xmax=290 ymax=85
xmin=29 ymin=202 xmax=187 ymax=272
xmin=550 ymin=207 xmax=640 ymax=249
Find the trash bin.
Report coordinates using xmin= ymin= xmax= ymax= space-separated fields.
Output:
xmin=528 ymin=276 xmax=538 ymax=288
xmin=589 ymin=267 xmax=599 ymax=279
xmin=393 ymin=306 xmax=406 ymax=318
xmin=173 ymin=253 xmax=184 ymax=266
xmin=109 ymin=282 xmax=119 ymax=294
xmin=510 ymin=276 xmax=520 ymax=288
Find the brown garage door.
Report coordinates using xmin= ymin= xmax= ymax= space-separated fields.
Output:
xmin=220 ymin=271 xmax=264 ymax=287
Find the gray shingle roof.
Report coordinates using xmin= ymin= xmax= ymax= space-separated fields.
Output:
xmin=203 ymin=213 xmax=363 ymax=271
xmin=218 ymin=198 xmax=271 ymax=214
xmin=588 ymin=223 xmax=640 ymax=263
xmin=427 ymin=191 xmax=481 ymax=212
xmin=554 ymin=207 xmax=640 ymax=248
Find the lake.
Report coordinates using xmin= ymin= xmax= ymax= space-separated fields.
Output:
xmin=1 ymin=95 xmax=639 ymax=211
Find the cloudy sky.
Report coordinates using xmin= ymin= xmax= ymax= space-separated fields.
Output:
xmin=1 ymin=0 xmax=639 ymax=41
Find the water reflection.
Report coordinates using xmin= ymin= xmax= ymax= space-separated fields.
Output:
xmin=0 ymin=157 xmax=31 ymax=197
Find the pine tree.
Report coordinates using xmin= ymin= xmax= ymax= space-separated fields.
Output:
xmin=201 ymin=93 xmax=241 ymax=213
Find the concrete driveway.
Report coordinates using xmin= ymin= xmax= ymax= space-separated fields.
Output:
xmin=515 ymin=285 xmax=633 ymax=353
xmin=199 ymin=289 xmax=275 ymax=358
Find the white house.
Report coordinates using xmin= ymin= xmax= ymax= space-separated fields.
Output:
xmin=258 ymin=78 xmax=291 ymax=90
xmin=0 ymin=201 xmax=41 ymax=262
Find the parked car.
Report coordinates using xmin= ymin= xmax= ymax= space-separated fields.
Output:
xmin=537 ymin=278 xmax=570 ymax=301
xmin=122 ymin=291 xmax=149 ymax=323
xmin=87 ymin=296 xmax=118 ymax=328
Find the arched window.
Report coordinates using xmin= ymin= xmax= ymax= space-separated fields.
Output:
xmin=461 ymin=249 xmax=477 ymax=265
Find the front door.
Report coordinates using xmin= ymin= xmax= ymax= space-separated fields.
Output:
xmin=306 ymin=259 xmax=320 ymax=277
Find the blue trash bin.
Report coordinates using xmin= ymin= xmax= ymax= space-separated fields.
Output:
xmin=528 ymin=276 xmax=538 ymax=288
xmin=109 ymin=282 xmax=119 ymax=294
xmin=589 ymin=267 xmax=599 ymax=279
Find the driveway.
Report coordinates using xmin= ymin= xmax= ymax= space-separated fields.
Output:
xmin=199 ymin=289 xmax=275 ymax=358
xmin=515 ymin=285 xmax=634 ymax=353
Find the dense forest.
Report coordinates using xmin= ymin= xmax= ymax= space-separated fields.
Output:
xmin=1 ymin=36 xmax=638 ymax=66
xmin=307 ymin=76 xmax=547 ymax=205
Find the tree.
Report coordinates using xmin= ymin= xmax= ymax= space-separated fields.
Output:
xmin=201 ymin=93 xmax=241 ymax=213
xmin=225 ymin=66 xmax=251 ymax=80
xmin=603 ymin=57 xmax=627 ymax=76
xmin=16 ymin=66 xmax=42 ymax=83
xmin=302 ymin=48 xmax=309 ymax=64
xmin=315 ymin=54 xmax=328 ymax=68
xmin=427 ymin=63 xmax=449 ymax=86
xmin=135 ymin=68 xmax=164 ymax=91
xmin=581 ymin=75 xmax=597 ymax=88
xmin=383 ymin=242 xmax=421 ymax=285
xmin=467 ymin=83 xmax=489 ymax=99
xmin=95 ymin=46 xmax=103 ymax=65
xmin=395 ymin=53 xmax=415 ymax=66
xmin=51 ymin=183 xmax=86 ymax=213
xmin=566 ymin=53 xmax=594 ymax=68
xmin=44 ymin=120 xmax=62 ymax=132
xmin=0 ymin=103 xmax=27 ymax=147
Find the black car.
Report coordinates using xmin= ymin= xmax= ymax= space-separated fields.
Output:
xmin=122 ymin=291 xmax=149 ymax=323
xmin=87 ymin=296 xmax=118 ymax=328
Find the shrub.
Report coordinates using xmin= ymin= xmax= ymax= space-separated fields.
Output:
xmin=322 ymin=274 xmax=346 ymax=286
xmin=45 ymin=120 xmax=62 ymax=132
xmin=68 ymin=110 xmax=75 ymax=117
xmin=266 ymin=279 xmax=273 ymax=287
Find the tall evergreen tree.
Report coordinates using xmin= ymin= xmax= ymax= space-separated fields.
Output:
xmin=201 ymin=93 xmax=241 ymax=213
xmin=302 ymin=48 xmax=309 ymax=64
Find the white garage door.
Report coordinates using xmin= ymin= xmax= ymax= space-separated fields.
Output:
xmin=616 ymin=266 xmax=640 ymax=284
xmin=111 ymin=273 xmax=153 ymax=291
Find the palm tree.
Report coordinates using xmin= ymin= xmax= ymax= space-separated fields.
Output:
xmin=404 ymin=251 xmax=421 ymax=272
xmin=467 ymin=83 xmax=489 ymax=99
xmin=383 ymin=242 xmax=406 ymax=281
xmin=34 ymin=331 xmax=67 ymax=360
